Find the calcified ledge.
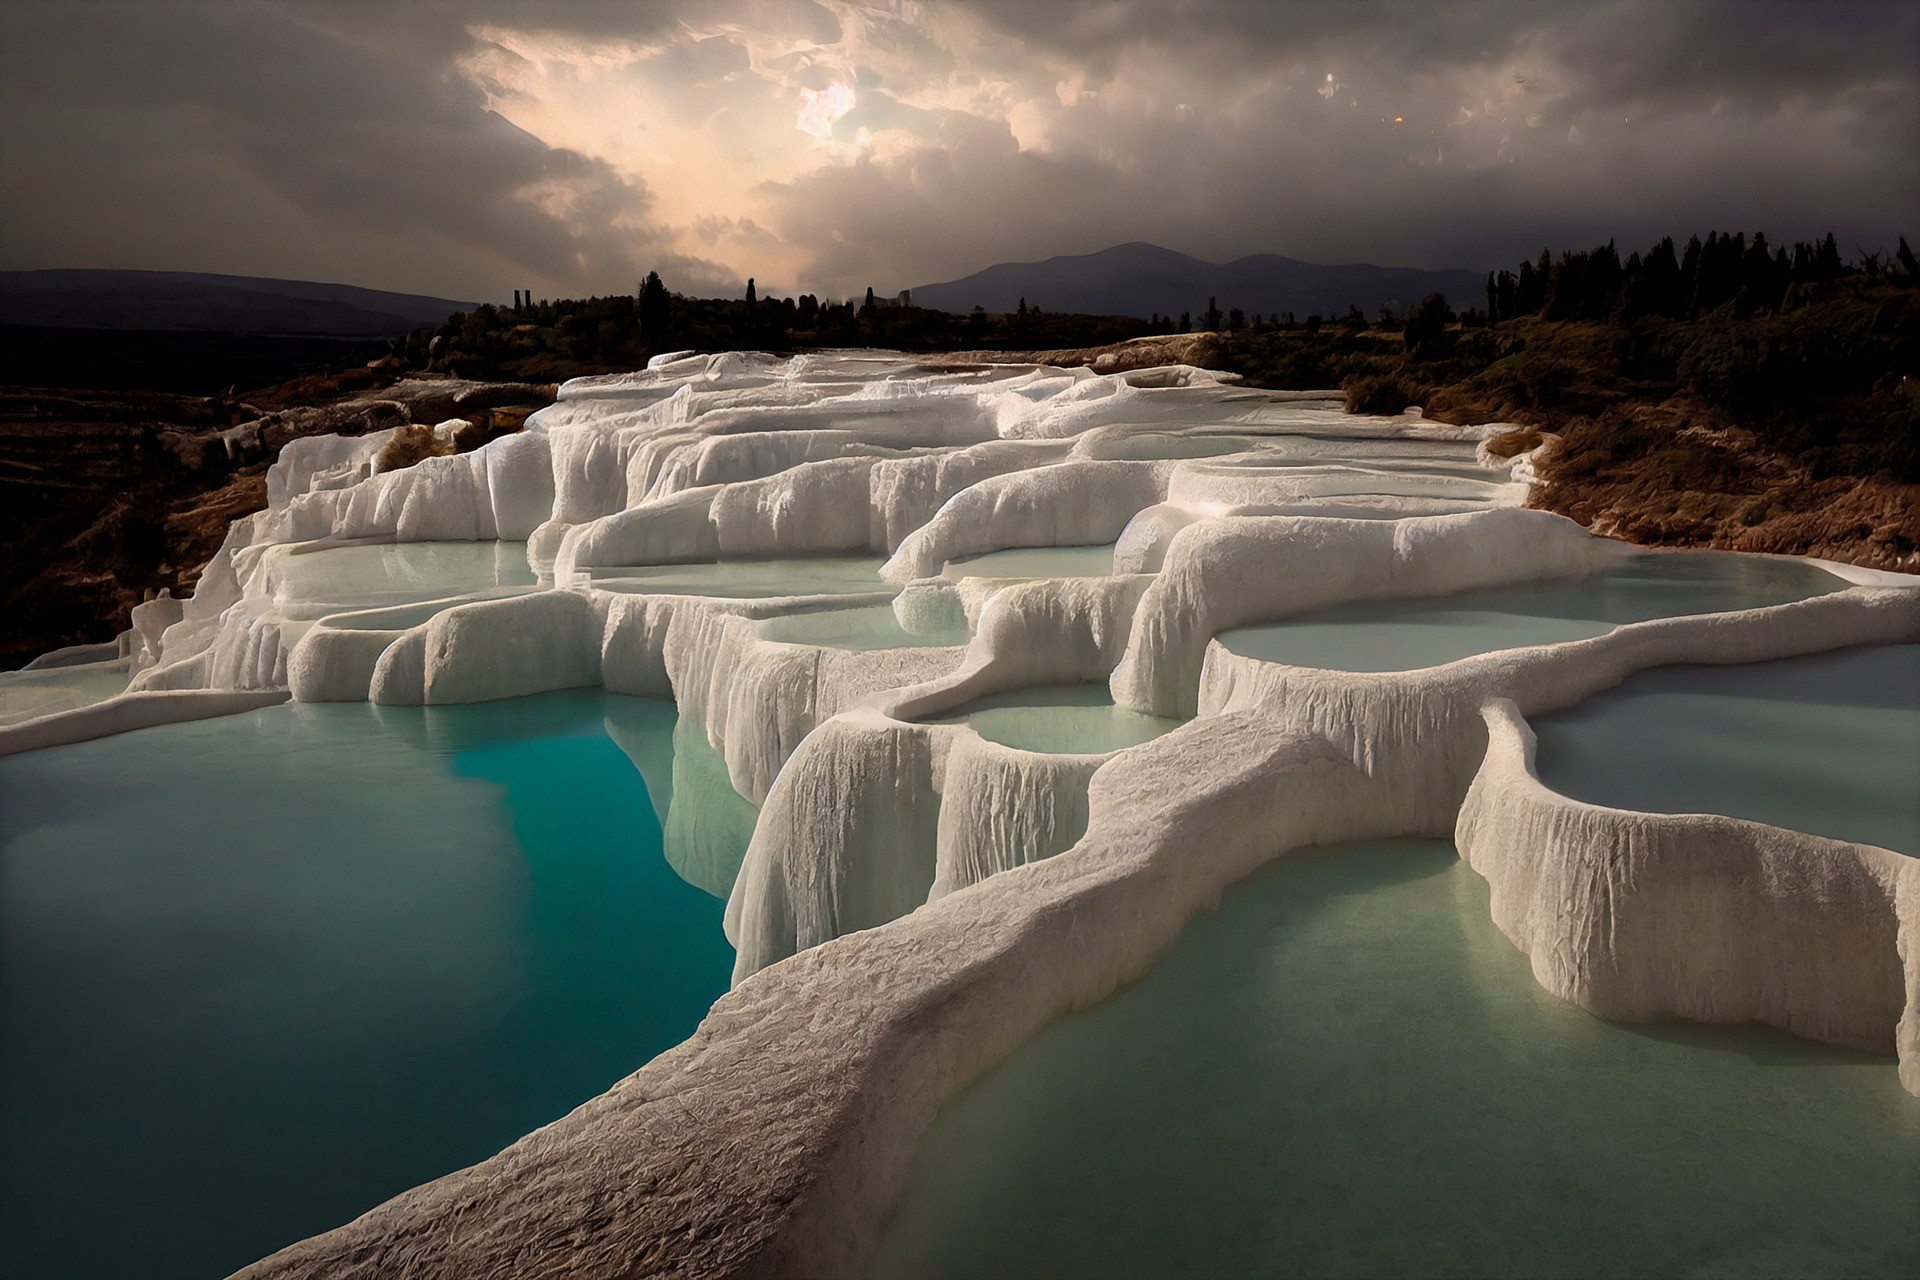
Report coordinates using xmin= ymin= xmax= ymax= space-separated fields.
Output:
xmin=1459 ymin=699 xmax=1920 ymax=1092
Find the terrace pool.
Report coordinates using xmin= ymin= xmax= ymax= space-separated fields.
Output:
xmin=1533 ymin=643 xmax=1920 ymax=855
xmin=925 ymin=684 xmax=1184 ymax=754
xmin=256 ymin=539 xmax=536 ymax=610
xmin=1218 ymin=551 xmax=1845 ymax=672
xmin=0 ymin=658 xmax=131 ymax=727
xmin=872 ymin=840 xmax=1920 ymax=1278
xmin=0 ymin=690 xmax=742 ymax=1280
xmin=586 ymin=555 xmax=888 ymax=598
xmin=943 ymin=544 xmax=1118 ymax=580
xmin=756 ymin=604 xmax=971 ymax=651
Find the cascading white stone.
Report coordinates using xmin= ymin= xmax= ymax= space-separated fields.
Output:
xmin=1459 ymin=699 xmax=1916 ymax=1066
xmin=11 ymin=347 xmax=1918 ymax=1280
xmin=1111 ymin=507 xmax=1627 ymax=718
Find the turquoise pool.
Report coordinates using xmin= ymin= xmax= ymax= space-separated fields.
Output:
xmin=1217 ymin=551 xmax=1845 ymax=672
xmin=872 ymin=840 xmax=1920 ymax=1278
xmin=1534 ymin=644 xmax=1920 ymax=855
xmin=0 ymin=691 xmax=743 ymax=1280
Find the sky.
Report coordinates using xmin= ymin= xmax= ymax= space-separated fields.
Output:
xmin=1 ymin=0 xmax=1913 ymax=304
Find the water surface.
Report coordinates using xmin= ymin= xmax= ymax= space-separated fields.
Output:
xmin=1218 ymin=552 xmax=1844 ymax=672
xmin=259 ymin=540 xmax=535 ymax=609
xmin=1534 ymin=644 xmax=1920 ymax=855
xmin=0 ymin=658 xmax=131 ymax=727
xmin=587 ymin=555 xmax=887 ymax=598
xmin=0 ymin=691 xmax=740 ymax=1280
xmin=926 ymin=684 xmax=1184 ymax=754
xmin=943 ymin=544 xmax=1117 ymax=580
xmin=873 ymin=840 xmax=1920 ymax=1278
xmin=756 ymin=604 xmax=971 ymax=650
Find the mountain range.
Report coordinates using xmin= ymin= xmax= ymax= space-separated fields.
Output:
xmin=0 ymin=269 xmax=476 ymax=337
xmin=912 ymin=242 xmax=1484 ymax=321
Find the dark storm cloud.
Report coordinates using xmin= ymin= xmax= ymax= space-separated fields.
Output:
xmin=777 ymin=0 xmax=1919 ymax=287
xmin=0 ymin=1 xmax=1912 ymax=300
xmin=0 ymin=1 xmax=702 ymax=298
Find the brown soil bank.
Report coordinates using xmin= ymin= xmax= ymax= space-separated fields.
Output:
xmin=1183 ymin=265 xmax=1918 ymax=574
xmin=0 ymin=362 xmax=552 ymax=669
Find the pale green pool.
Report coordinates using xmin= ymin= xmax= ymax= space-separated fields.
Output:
xmin=1534 ymin=644 xmax=1920 ymax=855
xmin=756 ymin=604 xmax=971 ymax=650
xmin=587 ymin=555 xmax=888 ymax=598
xmin=872 ymin=840 xmax=1920 ymax=1278
xmin=258 ymin=540 xmax=535 ymax=610
xmin=943 ymin=544 xmax=1118 ymax=580
xmin=0 ymin=658 xmax=131 ymax=727
xmin=1218 ymin=552 xmax=1845 ymax=672
xmin=926 ymin=684 xmax=1185 ymax=754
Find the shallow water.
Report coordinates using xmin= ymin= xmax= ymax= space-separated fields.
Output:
xmin=587 ymin=555 xmax=888 ymax=598
xmin=756 ymin=604 xmax=971 ymax=650
xmin=259 ymin=540 xmax=535 ymax=609
xmin=943 ymin=544 xmax=1117 ymax=580
xmin=1534 ymin=644 xmax=1920 ymax=855
xmin=926 ymin=684 xmax=1184 ymax=754
xmin=871 ymin=840 xmax=1920 ymax=1279
xmin=0 ymin=691 xmax=742 ymax=1280
xmin=0 ymin=659 xmax=131 ymax=727
xmin=1218 ymin=551 xmax=1845 ymax=671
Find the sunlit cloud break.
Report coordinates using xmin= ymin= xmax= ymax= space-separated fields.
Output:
xmin=796 ymin=81 xmax=856 ymax=138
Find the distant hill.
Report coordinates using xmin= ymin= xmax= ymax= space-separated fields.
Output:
xmin=912 ymin=242 xmax=1485 ymax=321
xmin=0 ymin=269 xmax=476 ymax=337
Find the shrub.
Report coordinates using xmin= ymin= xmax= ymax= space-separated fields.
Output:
xmin=1345 ymin=374 xmax=1423 ymax=415
xmin=374 ymin=423 xmax=454 ymax=473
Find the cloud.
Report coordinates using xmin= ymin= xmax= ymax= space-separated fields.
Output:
xmin=0 ymin=0 xmax=707 ymax=300
xmin=0 ymin=1 xmax=1912 ymax=303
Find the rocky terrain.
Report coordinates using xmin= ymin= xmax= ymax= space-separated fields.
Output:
xmin=0 ymin=359 xmax=550 ymax=667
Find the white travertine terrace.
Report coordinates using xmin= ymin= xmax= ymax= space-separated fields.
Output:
xmin=2 ymin=350 xmax=1914 ymax=1278
xmin=1460 ymin=699 xmax=1920 ymax=1091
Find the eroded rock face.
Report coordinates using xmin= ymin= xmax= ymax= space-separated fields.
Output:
xmin=6 ymin=350 xmax=1915 ymax=1278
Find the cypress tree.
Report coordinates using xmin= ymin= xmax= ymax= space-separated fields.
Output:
xmin=639 ymin=271 xmax=670 ymax=346
xmin=1678 ymin=235 xmax=1704 ymax=315
xmin=1816 ymin=233 xmax=1843 ymax=280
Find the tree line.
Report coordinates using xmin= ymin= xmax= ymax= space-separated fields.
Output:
xmin=1483 ymin=231 xmax=1918 ymax=324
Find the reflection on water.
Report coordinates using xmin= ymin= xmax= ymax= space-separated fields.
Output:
xmin=873 ymin=840 xmax=1920 ymax=1279
xmin=1535 ymin=644 xmax=1920 ymax=855
xmin=1219 ymin=551 xmax=1846 ymax=672
xmin=0 ymin=690 xmax=747 ymax=1280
